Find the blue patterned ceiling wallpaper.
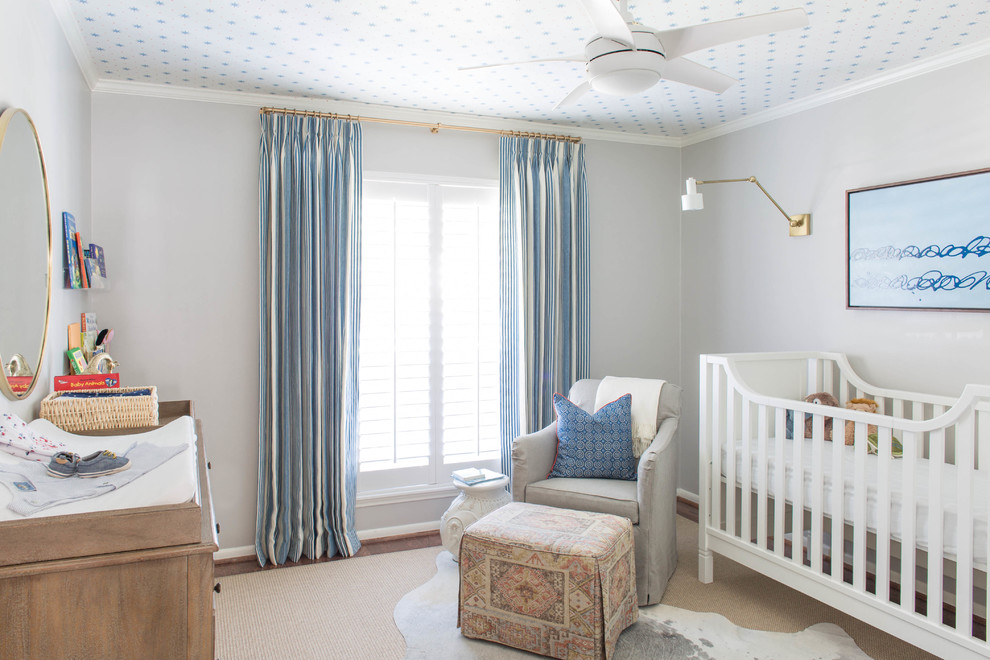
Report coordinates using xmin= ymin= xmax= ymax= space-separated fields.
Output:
xmin=62 ymin=0 xmax=990 ymax=137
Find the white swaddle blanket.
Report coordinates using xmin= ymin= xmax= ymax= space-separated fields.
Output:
xmin=594 ymin=376 xmax=665 ymax=457
xmin=0 ymin=441 xmax=187 ymax=515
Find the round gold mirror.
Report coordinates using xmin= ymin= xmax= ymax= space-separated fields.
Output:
xmin=0 ymin=108 xmax=53 ymax=400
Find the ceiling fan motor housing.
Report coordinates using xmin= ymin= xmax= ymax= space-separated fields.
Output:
xmin=586 ymin=29 xmax=666 ymax=95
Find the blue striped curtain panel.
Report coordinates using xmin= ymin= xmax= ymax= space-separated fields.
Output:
xmin=498 ymin=136 xmax=591 ymax=478
xmin=256 ymin=112 xmax=362 ymax=566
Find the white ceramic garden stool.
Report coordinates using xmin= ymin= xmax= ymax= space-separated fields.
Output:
xmin=440 ymin=473 xmax=511 ymax=560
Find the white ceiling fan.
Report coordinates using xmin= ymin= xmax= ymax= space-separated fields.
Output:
xmin=462 ymin=0 xmax=809 ymax=109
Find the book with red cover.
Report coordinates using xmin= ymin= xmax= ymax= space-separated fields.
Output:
xmin=53 ymin=374 xmax=120 ymax=392
xmin=75 ymin=231 xmax=89 ymax=288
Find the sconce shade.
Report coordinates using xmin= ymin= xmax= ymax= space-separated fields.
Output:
xmin=681 ymin=177 xmax=704 ymax=211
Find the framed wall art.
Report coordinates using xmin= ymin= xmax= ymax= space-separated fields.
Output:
xmin=847 ymin=167 xmax=990 ymax=311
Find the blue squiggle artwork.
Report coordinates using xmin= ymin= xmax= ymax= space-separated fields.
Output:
xmin=850 ymin=236 xmax=990 ymax=262
xmin=854 ymin=270 xmax=990 ymax=292
xmin=847 ymin=169 xmax=990 ymax=309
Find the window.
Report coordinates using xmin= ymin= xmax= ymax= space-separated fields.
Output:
xmin=357 ymin=175 xmax=500 ymax=492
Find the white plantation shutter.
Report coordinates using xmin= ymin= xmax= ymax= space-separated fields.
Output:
xmin=441 ymin=187 xmax=500 ymax=464
xmin=358 ymin=177 xmax=499 ymax=491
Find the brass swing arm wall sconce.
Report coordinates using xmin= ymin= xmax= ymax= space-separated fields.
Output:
xmin=681 ymin=176 xmax=811 ymax=236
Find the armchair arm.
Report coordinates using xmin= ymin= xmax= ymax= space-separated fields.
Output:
xmin=637 ymin=416 xmax=678 ymax=494
xmin=510 ymin=422 xmax=558 ymax=502
xmin=635 ymin=415 xmax=679 ymax=603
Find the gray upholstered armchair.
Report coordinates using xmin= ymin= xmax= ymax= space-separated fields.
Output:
xmin=510 ymin=378 xmax=681 ymax=606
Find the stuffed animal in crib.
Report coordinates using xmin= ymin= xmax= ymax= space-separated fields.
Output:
xmin=803 ymin=392 xmax=839 ymax=441
xmin=843 ymin=398 xmax=879 ymax=446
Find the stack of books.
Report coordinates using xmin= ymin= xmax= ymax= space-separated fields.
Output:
xmin=452 ymin=468 xmax=505 ymax=486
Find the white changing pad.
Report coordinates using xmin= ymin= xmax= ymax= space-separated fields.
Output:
xmin=0 ymin=416 xmax=197 ymax=520
xmin=721 ymin=437 xmax=989 ymax=566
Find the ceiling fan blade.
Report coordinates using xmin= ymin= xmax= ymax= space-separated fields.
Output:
xmin=554 ymin=81 xmax=592 ymax=110
xmin=662 ymin=58 xmax=737 ymax=93
xmin=459 ymin=55 xmax=585 ymax=71
xmin=657 ymin=8 xmax=808 ymax=60
xmin=576 ymin=0 xmax=634 ymax=47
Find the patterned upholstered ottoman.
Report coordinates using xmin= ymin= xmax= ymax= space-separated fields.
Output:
xmin=457 ymin=502 xmax=637 ymax=659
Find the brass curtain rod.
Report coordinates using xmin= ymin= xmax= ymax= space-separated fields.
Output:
xmin=259 ymin=106 xmax=581 ymax=144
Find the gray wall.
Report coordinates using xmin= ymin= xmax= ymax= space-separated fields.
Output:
xmin=585 ymin=139 xmax=682 ymax=382
xmin=90 ymin=93 xmax=681 ymax=551
xmin=678 ymin=54 xmax=990 ymax=494
xmin=0 ymin=0 xmax=91 ymax=420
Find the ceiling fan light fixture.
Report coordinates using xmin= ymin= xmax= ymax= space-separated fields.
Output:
xmin=591 ymin=68 xmax=661 ymax=96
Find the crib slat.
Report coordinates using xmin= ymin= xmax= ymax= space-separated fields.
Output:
xmin=901 ymin=430 xmax=917 ymax=616
xmin=928 ymin=428 xmax=945 ymax=625
xmin=913 ymin=405 xmax=926 ymax=460
xmin=956 ymin=414 xmax=975 ymax=636
xmin=774 ymin=407 xmax=786 ymax=558
xmin=711 ymin=367 xmax=722 ymax=535
xmin=741 ymin=400 xmax=752 ymax=545
xmin=757 ymin=404 xmax=769 ymax=550
xmin=893 ymin=399 xmax=904 ymax=420
xmin=839 ymin=378 xmax=850 ymax=407
xmin=726 ymin=386 xmax=737 ymax=539
xmin=811 ymin=414 xmax=825 ymax=573
xmin=831 ymin=416 xmax=845 ymax=583
xmin=853 ymin=421 xmax=868 ymax=592
xmin=876 ymin=427 xmax=892 ymax=604
xmin=792 ymin=411 xmax=805 ymax=567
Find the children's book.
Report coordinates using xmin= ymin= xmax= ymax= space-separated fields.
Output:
xmin=84 ymin=258 xmax=106 ymax=288
xmin=66 ymin=347 xmax=87 ymax=375
xmin=88 ymin=243 xmax=107 ymax=278
xmin=54 ymin=374 xmax=120 ymax=392
xmin=80 ymin=312 xmax=97 ymax=333
xmin=82 ymin=331 xmax=97 ymax=360
xmin=67 ymin=322 xmax=81 ymax=350
xmin=62 ymin=212 xmax=82 ymax=289
xmin=75 ymin=232 xmax=89 ymax=288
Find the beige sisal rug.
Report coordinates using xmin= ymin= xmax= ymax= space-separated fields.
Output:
xmin=215 ymin=546 xmax=441 ymax=659
xmin=215 ymin=516 xmax=936 ymax=659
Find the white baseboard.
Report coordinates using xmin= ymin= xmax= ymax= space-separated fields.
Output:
xmin=357 ymin=519 xmax=439 ymax=541
xmin=215 ymin=544 xmax=254 ymax=561
xmin=677 ymin=488 xmax=699 ymax=504
xmin=213 ymin=521 xmax=441 ymax=562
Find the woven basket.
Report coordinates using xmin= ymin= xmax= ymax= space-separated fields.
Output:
xmin=40 ymin=386 xmax=159 ymax=432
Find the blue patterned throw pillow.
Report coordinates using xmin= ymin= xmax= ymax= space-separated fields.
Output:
xmin=548 ymin=393 xmax=637 ymax=481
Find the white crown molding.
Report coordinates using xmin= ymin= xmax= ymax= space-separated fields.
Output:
xmin=680 ymin=36 xmax=990 ymax=147
xmin=47 ymin=0 xmax=99 ymax=90
xmin=91 ymin=79 xmax=682 ymax=148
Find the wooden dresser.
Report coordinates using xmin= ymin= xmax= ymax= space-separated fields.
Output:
xmin=0 ymin=401 xmax=218 ymax=659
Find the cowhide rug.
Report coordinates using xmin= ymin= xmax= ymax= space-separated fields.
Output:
xmin=395 ymin=552 xmax=871 ymax=660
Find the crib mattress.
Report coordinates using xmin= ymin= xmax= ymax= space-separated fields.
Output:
xmin=0 ymin=416 xmax=198 ymax=521
xmin=720 ymin=437 xmax=989 ymax=566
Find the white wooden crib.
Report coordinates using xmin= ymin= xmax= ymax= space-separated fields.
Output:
xmin=699 ymin=351 xmax=990 ymax=659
